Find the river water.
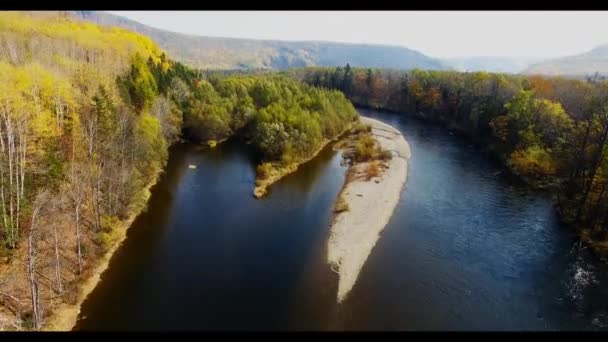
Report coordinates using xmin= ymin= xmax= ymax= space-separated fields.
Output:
xmin=74 ymin=109 xmax=608 ymax=331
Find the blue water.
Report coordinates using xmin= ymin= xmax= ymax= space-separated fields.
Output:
xmin=75 ymin=109 xmax=608 ymax=331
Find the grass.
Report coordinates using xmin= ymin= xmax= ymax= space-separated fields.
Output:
xmin=351 ymin=131 xmax=393 ymax=163
xmin=366 ymin=161 xmax=381 ymax=181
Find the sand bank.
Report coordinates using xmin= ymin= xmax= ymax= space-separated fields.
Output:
xmin=327 ymin=116 xmax=411 ymax=303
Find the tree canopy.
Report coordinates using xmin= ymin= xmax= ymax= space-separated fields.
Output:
xmin=292 ymin=65 xmax=608 ymax=250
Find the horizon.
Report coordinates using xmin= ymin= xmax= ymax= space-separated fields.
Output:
xmin=107 ymin=11 xmax=608 ymax=59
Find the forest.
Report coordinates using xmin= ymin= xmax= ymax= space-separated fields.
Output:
xmin=177 ymin=72 xmax=357 ymax=165
xmin=0 ymin=11 xmax=179 ymax=330
xmin=0 ymin=12 xmax=357 ymax=330
xmin=6 ymin=10 xmax=608 ymax=332
xmin=289 ymin=65 xmax=608 ymax=253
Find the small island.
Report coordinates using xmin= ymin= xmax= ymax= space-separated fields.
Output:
xmin=327 ymin=116 xmax=411 ymax=303
xmin=253 ymin=138 xmax=334 ymax=198
xmin=253 ymin=131 xmax=351 ymax=198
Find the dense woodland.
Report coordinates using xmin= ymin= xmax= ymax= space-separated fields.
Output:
xmin=0 ymin=12 xmax=356 ymax=330
xmin=178 ymin=72 xmax=357 ymax=164
xmin=290 ymin=65 xmax=608 ymax=251
xmin=0 ymin=11 xmax=177 ymax=330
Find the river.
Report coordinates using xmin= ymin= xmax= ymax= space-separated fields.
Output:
xmin=74 ymin=108 xmax=608 ymax=331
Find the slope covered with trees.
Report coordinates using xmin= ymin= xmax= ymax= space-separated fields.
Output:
xmin=69 ymin=11 xmax=449 ymax=71
xmin=0 ymin=11 xmax=181 ymax=330
xmin=0 ymin=12 xmax=358 ymax=330
xmin=180 ymin=74 xmax=357 ymax=164
xmin=292 ymin=65 xmax=608 ymax=255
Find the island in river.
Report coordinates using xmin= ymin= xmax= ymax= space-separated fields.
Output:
xmin=252 ymin=125 xmax=353 ymax=198
xmin=253 ymin=114 xmax=412 ymax=302
xmin=327 ymin=116 xmax=411 ymax=302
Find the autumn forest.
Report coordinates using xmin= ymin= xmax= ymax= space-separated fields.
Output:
xmin=1 ymin=11 xmax=608 ymax=331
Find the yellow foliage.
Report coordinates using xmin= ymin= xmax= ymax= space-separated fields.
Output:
xmin=354 ymin=133 xmax=378 ymax=162
xmin=510 ymin=146 xmax=556 ymax=179
xmin=0 ymin=11 xmax=164 ymax=77
xmin=256 ymin=162 xmax=274 ymax=180
xmin=161 ymin=61 xmax=171 ymax=73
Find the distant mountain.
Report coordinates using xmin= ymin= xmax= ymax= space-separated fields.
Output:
xmin=444 ymin=56 xmax=546 ymax=74
xmin=525 ymin=44 xmax=608 ymax=76
xmin=69 ymin=11 xmax=449 ymax=71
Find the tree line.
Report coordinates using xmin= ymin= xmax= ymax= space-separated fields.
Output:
xmin=290 ymin=65 xmax=608 ymax=253
xmin=159 ymin=66 xmax=358 ymax=165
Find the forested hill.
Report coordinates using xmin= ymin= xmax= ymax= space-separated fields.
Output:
xmin=68 ymin=11 xmax=449 ymax=71
xmin=525 ymin=44 xmax=608 ymax=77
xmin=0 ymin=12 xmax=358 ymax=330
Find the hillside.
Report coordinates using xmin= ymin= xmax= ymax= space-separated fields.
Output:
xmin=69 ymin=11 xmax=450 ymax=71
xmin=0 ymin=12 xmax=361 ymax=330
xmin=444 ymin=56 xmax=545 ymax=74
xmin=525 ymin=44 xmax=608 ymax=76
xmin=0 ymin=11 xmax=176 ymax=330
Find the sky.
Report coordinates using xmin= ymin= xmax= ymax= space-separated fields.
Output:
xmin=107 ymin=11 xmax=608 ymax=59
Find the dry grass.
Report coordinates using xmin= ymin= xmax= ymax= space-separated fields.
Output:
xmin=366 ymin=161 xmax=381 ymax=181
xmin=333 ymin=196 xmax=350 ymax=213
xmin=340 ymin=122 xmax=393 ymax=166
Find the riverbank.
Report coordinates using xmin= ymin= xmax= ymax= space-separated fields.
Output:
xmin=253 ymin=125 xmax=353 ymax=198
xmin=43 ymin=176 xmax=160 ymax=331
xmin=327 ymin=116 xmax=411 ymax=303
xmin=581 ymin=229 xmax=608 ymax=262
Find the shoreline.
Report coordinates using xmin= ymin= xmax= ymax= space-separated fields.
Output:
xmin=581 ymin=229 xmax=608 ymax=262
xmin=43 ymin=176 xmax=161 ymax=331
xmin=253 ymin=124 xmax=353 ymax=198
xmin=327 ymin=116 xmax=411 ymax=303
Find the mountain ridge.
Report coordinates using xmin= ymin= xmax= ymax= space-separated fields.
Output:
xmin=525 ymin=43 xmax=608 ymax=76
xmin=68 ymin=11 xmax=450 ymax=71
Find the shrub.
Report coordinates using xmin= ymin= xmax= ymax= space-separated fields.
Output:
xmin=256 ymin=162 xmax=274 ymax=180
xmin=333 ymin=196 xmax=349 ymax=213
xmin=510 ymin=145 xmax=555 ymax=180
xmin=366 ymin=161 xmax=381 ymax=180
xmin=379 ymin=149 xmax=393 ymax=161
xmin=354 ymin=133 xmax=377 ymax=162
xmin=351 ymin=122 xmax=372 ymax=134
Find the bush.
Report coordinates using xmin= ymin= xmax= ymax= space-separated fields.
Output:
xmin=351 ymin=122 xmax=372 ymax=134
xmin=99 ymin=232 xmax=115 ymax=250
xmin=366 ymin=161 xmax=381 ymax=180
xmin=510 ymin=145 xmax=555 ymax=180
xmin=354 ymin=133 xmax=377 ymax=162
xmin=101 ymin=215 xmax=121 ymax=234
xmin=379 ymin=149 xmax=393 ymax=161
xmin=333 ymin=196 xmax=349 ymax=213
xmin=256 ymin=162 xmax=274 ymax=180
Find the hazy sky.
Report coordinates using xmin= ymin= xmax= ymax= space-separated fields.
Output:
xmin=107 ymin=11 xmax=608 ymax=59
